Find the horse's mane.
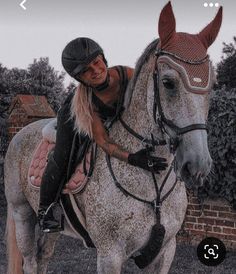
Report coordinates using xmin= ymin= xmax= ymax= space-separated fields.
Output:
xmin=124 ymin=38 xmax=159 ymax=108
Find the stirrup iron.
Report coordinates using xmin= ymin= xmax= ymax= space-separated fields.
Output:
xmin=39 ymin=202 xmax=64 ymax=233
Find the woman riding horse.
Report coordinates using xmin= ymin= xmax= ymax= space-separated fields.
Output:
xmin=38 ymin=37 xmax=168 ymax=233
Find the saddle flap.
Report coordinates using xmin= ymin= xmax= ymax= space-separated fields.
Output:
xmin=28 ymin=138 xmax=95 ymax=194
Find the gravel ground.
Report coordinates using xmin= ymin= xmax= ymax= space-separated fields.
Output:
xmin=0 ymin=182 xmax=235 ymax=274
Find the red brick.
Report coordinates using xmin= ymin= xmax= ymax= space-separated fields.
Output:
xmin=202 ymin=204 xmax=211 ymax=210
xmin=185 ymin=223 xmax=194 ymax=229
xmin=198 ymin=217 xmax=215 ymax=225
xmin=188 ymin=204 xmax=201 ymax=210
xmin=218 ymin=212 xmax=236 ymax=219
xmin=213 ymin=226 xmax=222 ymax=233
xmin=232 ymin=229 xmax=236 ymax=235
xmin=206 ymin=232 xmax=228 ymax=240
xmin=226 ymin=235 xmax=236 ymax=241
xmin=189 ymin=230 xmax=207 ymax=236
xmin=211 ymin=205 xmax=230 ymax=212
xmin=189 ymin=210 xmax=202 ymax=217
xmin=194 ymin=224 xmax=203 ymax=230
xmin=204 ymin=210 xmax=218 ymax=217
xmin=185 ymin=217 xmax=197 ymax=223
xmin=223 ymin=228 xmax=232 ymax=234
xmin=215 ymin=220 xmax=235 ymax=227
xmin=186 ymin=210 xmax=191 ymax=215
xmin=204 ymin=225 xmax=213 ymax=232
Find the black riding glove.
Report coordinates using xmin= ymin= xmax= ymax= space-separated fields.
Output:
xmin=128 ymin=148 xmax=168 ymax=174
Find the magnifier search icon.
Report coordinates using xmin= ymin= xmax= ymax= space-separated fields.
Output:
xmin=208 ymin=248 xmax=215 ymax=256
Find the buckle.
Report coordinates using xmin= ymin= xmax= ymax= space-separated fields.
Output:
xmin=152 ymin=200 xmax=161 ymax=214
xmin=148 ymin=160 xmax=154 ymax=167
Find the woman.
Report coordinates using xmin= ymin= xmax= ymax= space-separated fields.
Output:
xmin=38 ymin=37 xmax=167 ymax=233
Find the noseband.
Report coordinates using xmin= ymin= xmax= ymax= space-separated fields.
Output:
xmin=152 ymin=49 xmax=209 ymax=153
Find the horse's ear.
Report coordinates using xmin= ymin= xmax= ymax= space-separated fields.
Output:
xmin=198 ymin=7 xmax=223 ymax=49
xmin=158 ymin=1 xmax=176 ymax=48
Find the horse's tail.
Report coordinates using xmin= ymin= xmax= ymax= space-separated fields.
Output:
xmin=6 ymin=204 xmax=23 ymax=274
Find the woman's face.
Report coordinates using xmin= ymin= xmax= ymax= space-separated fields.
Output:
xmin=77 ymin=55 xmax=107 ymax=87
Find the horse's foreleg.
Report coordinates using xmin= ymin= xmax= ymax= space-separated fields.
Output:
xmin=36 ymin=232 xmax=60 ymax=274
xmin=144 ymin=237 xmax=177 ymax=274
xmin=97 ymin=249 xmax=124 ymax=274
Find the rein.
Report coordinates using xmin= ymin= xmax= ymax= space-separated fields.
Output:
xmin=119 ymin=117 xmax=166 ymax=147
xmin=106 ymin=154 xmax=178 ymax=217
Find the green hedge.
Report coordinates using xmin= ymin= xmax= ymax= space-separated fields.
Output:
xmin=198 ymin=88 xmax=236 ymax=209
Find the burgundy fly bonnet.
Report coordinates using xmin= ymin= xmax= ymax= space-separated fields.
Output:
xmin=157 ymin=2 xmax=222 ymax=94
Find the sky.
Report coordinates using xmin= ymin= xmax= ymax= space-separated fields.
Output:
xmin=0 ymin=0 xmax=235 ymax=85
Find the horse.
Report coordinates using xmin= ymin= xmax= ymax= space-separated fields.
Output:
xmin=4 ymin=2 xmax=222 ymax=274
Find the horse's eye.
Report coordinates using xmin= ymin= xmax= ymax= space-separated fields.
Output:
xmin=162 ymin=79 xmax=175 ymax=90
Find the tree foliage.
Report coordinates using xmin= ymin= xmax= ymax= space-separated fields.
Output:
xmin=216 ymin=37 xmax=236 ymax=90
xmin=198 ymin=37 xmax=236 ymax=208
xmin=27 ymin=57 xmax=67 ymax=111
xmin=198 ymin=88 xmax=236 ymax=208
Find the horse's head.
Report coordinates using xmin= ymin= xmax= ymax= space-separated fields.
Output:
xmin=150 ymin=2 xmax=222 ymax=189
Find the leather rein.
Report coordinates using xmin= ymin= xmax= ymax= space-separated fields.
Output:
xmin=106 ymin=48 xmax=209 ymax=218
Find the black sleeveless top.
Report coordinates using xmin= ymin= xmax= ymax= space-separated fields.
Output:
xmin=91 ymin=66 xmax=129 ymax=122
xmin=55 ymin=66 xmax=129 ymax=177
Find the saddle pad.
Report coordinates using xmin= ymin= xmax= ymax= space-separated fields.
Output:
xmin=28 ymin=139 xmax=92 ymax=194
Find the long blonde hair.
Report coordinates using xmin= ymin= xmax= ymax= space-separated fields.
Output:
xmin=70 ymin=84 xmax=94 ymax=138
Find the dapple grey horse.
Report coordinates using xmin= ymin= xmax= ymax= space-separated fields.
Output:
xmin=4 ymin=2 xmax=222 ymax=274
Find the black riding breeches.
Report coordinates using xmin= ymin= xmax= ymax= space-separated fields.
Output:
xmin=40 ymin=95 xmax=75 ymax=206
xmin=53 ymin=98 xmax=75 ymax=169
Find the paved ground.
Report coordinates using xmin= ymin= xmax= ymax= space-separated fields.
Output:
xmin=0 ymin=181 xmax=235 ymax=274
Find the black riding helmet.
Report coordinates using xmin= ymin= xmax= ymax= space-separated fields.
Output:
xmin=61 ymin=37 xmax=108 ymax=79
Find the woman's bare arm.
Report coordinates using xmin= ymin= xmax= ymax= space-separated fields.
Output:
xmin=91 ymin=111 xmax=129 ymax=162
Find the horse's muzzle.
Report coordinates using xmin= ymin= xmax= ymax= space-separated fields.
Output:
xmin=180 ymin=159 xmax=212 ymax=190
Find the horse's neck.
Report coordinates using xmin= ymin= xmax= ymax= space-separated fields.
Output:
xmin=119 ymin=55 xmax=175 ymax=189
xmin=123 ymin=55 xmax=160 ymax=141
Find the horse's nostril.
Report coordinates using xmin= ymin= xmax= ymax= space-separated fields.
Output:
xmin=180 ymin=162 xmax=195 ymax=189
xmin=181 ymin=162 xmax=192 ymax=181
xmin=182 ymin=162 xmax=191 ymax=176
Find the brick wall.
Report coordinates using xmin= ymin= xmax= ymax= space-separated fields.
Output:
xmin=177 ymin=192 xmax=236 ymax=251
xmin=8 ymin=101 xmax=28 ymax=140
xmin=7 ymin=102 xmax=46 ymax=141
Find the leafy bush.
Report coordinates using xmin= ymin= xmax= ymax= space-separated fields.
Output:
xmin=198 ymin=88 xmax=236 ymax=209
xmin=216 ymin=37 xmax=236 ymax=90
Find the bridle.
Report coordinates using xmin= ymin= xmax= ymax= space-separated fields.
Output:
xmin=152 ymin=48 xmax=209 ymax=153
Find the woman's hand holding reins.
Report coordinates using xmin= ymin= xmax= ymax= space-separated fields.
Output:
xmin=128 ymin=147 xmax=168 ymax=174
